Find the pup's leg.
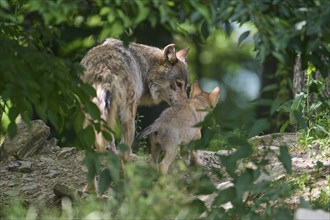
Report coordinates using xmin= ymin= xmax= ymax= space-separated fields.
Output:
xmin=159 ymin=146 xmax=177 ymax=175
xmin=189 ymin=150 xmax=203 ymax=166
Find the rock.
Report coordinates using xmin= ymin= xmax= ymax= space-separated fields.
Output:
xmin=57 ymin=147 xmax=76 ymax=159
xmin=53 ymin=183 xmax=82 ymax=200
xmin=7 ymin=160 xmax=22 ymax=171
xmin=22 ymin=174 xmax=34 ymax=182
xmin=0 ymin=120 xmax=50 ymax=160
xmin=52 ymin=146 xmax=61 ymax=152
xmin=19 ymin=161 xmax=33 ymax=173
xmin=6 ymin=160 xmax=32 ymax=173
xmin=20 ymin=184 xmax=38 ymax=194
xmin=40 ymin=155 xmax=55 ymax=164
xmin=249 ymin=132 xmax=298 ymax=147
xmin=8 ymin=182 xmax=17 ymax=187
xmin=294 ymin=208 xmax=330 ymax=220
xmin=4 ymin=190 xmax=19 ymax=197
xmin=47 ymin=170 xmax=60 ymax=178
xmin=45 ymin=138 xmax=58 ymax=149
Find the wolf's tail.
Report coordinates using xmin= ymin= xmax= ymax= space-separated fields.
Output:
xmin=132 ymin=125 xmax=155 ymax=148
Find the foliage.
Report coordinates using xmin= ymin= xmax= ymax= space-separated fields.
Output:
xmin=1 ymin=0 xmax=329 ymax=219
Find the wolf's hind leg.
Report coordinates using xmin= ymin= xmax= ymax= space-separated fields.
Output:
xmin=150 ymin=139 xmax=161 ymax=164
xmin=119 ymin=102 xmax=138 ymax=161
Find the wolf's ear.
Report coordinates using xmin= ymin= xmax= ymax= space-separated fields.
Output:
xmin=190 ymin=81 xmax=202 ymax=98
xmin=176 ymin=47 xmax=189 ymax=63
xmin=209 ymin=87 xmax=220 ymax=108
xmin=163 ymin=44 xmax=177 ymax=64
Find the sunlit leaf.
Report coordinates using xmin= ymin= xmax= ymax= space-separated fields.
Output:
xmin=86 ymin=15 xmax=102 ymax=27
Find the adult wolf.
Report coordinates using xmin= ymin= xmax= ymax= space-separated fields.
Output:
xmin=81 ymin=38 xmax=189 ymax=161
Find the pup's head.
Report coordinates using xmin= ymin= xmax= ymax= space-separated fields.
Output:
xmin=190 ymin=81 xmax=220 ymax=110
xmin=147 ymin=44 xmax=190 ymax=105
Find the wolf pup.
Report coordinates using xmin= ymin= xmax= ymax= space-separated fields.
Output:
xmin=134 ymin=81 xmax=220 ymax=175
xmin=81 ymin=38 xmax=189 ymax=161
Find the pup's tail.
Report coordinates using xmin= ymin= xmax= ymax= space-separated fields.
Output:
xmin=132 ymin=125 xmax=155 ymax=148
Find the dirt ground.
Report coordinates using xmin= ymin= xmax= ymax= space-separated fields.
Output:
xmin=0 ymin=130 xmax=329 ymax=213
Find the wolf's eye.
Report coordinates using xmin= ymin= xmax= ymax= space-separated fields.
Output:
xmin=176 ymin=81 xmax=183 ymax=88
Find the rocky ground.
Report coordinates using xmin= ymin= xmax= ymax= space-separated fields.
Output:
xmin=0 ymin=121 xmax=329 ymax=216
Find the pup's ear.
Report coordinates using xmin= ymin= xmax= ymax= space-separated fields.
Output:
xmin=176 ymin=47 xmax=189 ymax=63
xmin=209 ymin=87 xmax=220 ymax=108
xmin=163 ymin=44 xmax=177 ymax=64
xmin=190 ymin=81 xmax=202 ymax=98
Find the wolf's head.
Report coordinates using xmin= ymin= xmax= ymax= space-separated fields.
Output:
xmin=146 ymin=44 xmax=190 ymax=105
xmin=190 ymin=81 xmax=220 ymax=111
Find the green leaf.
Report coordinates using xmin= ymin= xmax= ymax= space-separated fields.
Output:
xmin=238 ymin=31 xmax=250 ymax=46
xmin=299 ymin=197 xmax=312 ymax=209
xmin=102 ymin=130 xmax=114 ymax=142
xmin=213 ymin=187 xmax=235 ymax=206
xmin=280 ymin=121 xmax=290 ymax=133
xmin=135 ymin=1 xmax=149 ymax=25
xmin=73 ymin=111 xmax=84 ymax=133
xmin=98 ymin=168 xmax=112 ymax=195
xmin=118 ymin=143 xmax=128 ymax=153
xmin=316 ymin=161 xmax=324 ymax=169
xmin=84 ymin=151 xmax=100 ymax=183
xmin=235 ymin=170 xmax=254 ymax=199
xmin=107 ymin=153 xmax=121 ymax=184
xmin=291 ymin=110 xmax=308 ymax=128
xmin=261 ymin=84 xmax=278 ymax=93
xmin=0 ymin=0 xmax=9 ymax=10
xmin=278 ymin=145 xmax=292 ymax=174
xmin=87 ymin=15 xmax=102 ymax=27
xmin=310 ymin=101 xmax=322 ymax=110
xmin=48 ymin=111 xmax=60 ymax=131
xmin=81 ymin=126 xmax=95 ymax=149
xmin=270 ymin=98 xmax=282 ymax=115
xmin=189 ymin=199 xmax=207 ymax=218
xmin=8 ymin=106 xmax=19 ymax=122
xmin=85 ymin=102 xmax=100 ymax=120
xmin=224 ymin=20 xmax=232 ymax=37
xmin=7 ymin=122 xmax=17 ymax=139
xmin=190 ymin=174 xmax=216 ymax=195
xmin=201 ymin=20 xmax=210 ymax=40
xmin=249 ymin=118 xmax=270 ymax=137
xmin=250 ymin=99 xmax=273 ymax=107
xmin=274 ymin=207 xmax=292 ymax=220
xmin=191 ymin=2 xmax=211 ymax=21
